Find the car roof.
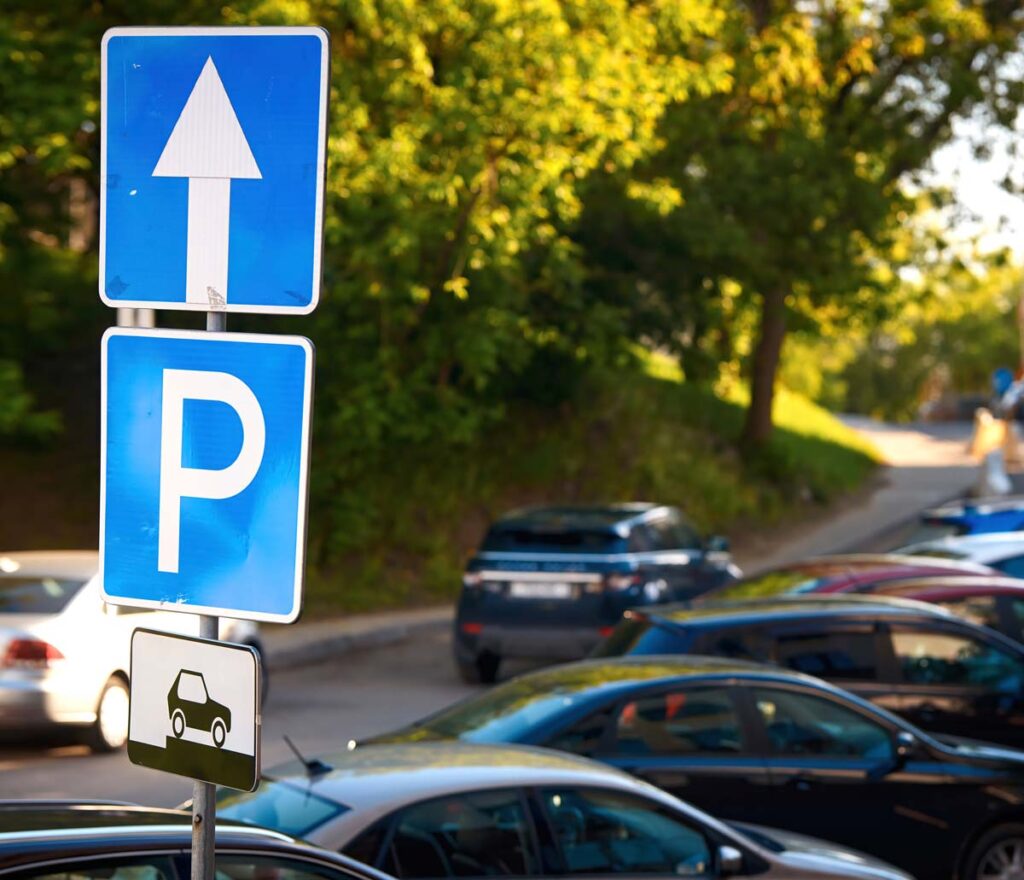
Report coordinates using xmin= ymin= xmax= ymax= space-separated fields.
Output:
xmin=489 ymin=504 xmax=669 ymax=535
xmin=0 ymin=803 xmax=389 ymax=877
xmin=265 ymin=743 xmax=665 ymax=813
xmin=442 ymin=655 xmax=825 ymax=701
xmin=873 ymin=575 xmax=1024 ymax=597
xmin=747 ymin=553 xmax=993 ymax=578
xmin=924 ymin=496 xmax=1024 ymax=518
xmin=639 ymin=593 xmax=956 ymax=627
xmin=901 ymin=533 xmax=1024 ymax=562
xmin=0 ymin=550 xmax=98 ymax=579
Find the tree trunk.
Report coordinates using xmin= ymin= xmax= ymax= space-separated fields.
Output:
xmin=740 ymin=287 xmax=787 ymax=450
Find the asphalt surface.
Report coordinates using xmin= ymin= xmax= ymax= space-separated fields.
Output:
xmin=0 ymin=418 xmax=993 ymax=807
xmin=0 ymin=625 xmax=475 ymax=806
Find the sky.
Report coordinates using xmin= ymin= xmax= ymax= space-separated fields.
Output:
xmin=929 ymin=115 xmax=1024 ymax=258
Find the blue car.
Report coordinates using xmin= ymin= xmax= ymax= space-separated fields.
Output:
xmin=453 ymin=504 xmax=740 ymax=682
xmin=918 ymin=496 xmax=1024 ymax=539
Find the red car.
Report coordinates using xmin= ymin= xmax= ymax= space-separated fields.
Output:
xmin=856 ymin=575 xmax=1024 ymax=644
xmin=701 ymin=553 xmax=995 ymax=602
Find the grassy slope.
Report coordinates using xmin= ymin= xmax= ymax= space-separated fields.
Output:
xmin=305 ymin=362 xmax=880 ymax=615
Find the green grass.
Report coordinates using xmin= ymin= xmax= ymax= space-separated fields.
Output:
xmin=303 ymin=358 xmax=880 ymax=616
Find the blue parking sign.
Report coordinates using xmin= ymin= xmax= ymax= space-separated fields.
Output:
xmin=100 ymin=329 xmax=313 ymax=622
xmin=100 ymin=28 xmax=328 ymax=314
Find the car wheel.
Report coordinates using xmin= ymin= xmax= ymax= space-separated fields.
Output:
xmin=211 ymin=718 xmax=227 ymax=749
xmin=171 ymin=709 xmax=186 ymax=738
xmin=457 ymin=652 xmax=500 ymax=684
xmin=86 ymin=677 xmax=130 ymax=753
xmin=965 ymin=823 xmax=1024 ymax=880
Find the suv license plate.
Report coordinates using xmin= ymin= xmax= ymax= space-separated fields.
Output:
xmin=509 ymin=582 xmax=574 ymax=599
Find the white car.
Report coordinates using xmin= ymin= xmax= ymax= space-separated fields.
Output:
xmin=0 ymin=550 xmax=264 ymax=752
xmin=900 ymin=532 xmax=1024 ymax=577
xmin=216 ymin=743 xmax=912 ymax=880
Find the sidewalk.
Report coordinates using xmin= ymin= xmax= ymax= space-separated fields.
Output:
xmin=264 ymin=418 xmax=981 ymax=670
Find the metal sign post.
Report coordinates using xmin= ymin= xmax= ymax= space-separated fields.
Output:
xmin=192 ymin=613 xmax=218 ymax=880
xmin=193 ymin=310 xmax=226 ymax=878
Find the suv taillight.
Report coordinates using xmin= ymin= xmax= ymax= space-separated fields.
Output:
xmin=462 ymin=572 xmax=483 ymax=590
xmin=604 ymin=573 xmax=643 ymax=591
xmin=2 ymin=638 xmax=64 ymax=668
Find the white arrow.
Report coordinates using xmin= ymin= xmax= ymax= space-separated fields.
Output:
xmin=153 ymin=57 xmax=261 ymax=306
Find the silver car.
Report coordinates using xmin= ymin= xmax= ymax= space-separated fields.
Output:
xmin=216 ymin=742 xmax=913 ymax=880
xmin=0 ymin=550 xmax=264 ymax=751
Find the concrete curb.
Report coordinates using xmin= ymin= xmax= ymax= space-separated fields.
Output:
xmin=266 ymin=608 xmax=453 ymax=671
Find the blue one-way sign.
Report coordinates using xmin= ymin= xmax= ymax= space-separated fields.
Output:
xmin=100 ymin=28 xmax=328 ymax=314
xmin=100 ymin=328 xmax=313 ymax=622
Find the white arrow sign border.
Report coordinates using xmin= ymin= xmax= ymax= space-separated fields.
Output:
xmin=98 ymin=26 xmax=329 ymax=315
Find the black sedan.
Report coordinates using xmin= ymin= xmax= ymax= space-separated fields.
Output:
xmin=365 ymin=656 xmax=1024 ymax=880
xmin=0 ymin=800 xmax=395 ymax=879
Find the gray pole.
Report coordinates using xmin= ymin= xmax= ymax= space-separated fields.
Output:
xmin=192 ymin=307 xmax=225 ymax=880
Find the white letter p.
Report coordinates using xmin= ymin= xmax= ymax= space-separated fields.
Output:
xmin=158 ymin=369 xmax=266 ymax=573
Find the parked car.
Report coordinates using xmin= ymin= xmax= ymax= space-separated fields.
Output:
xmin=363 ymin=655 xmax=1024 ymax=880
xmin=0 ymin=800 xmax=394 ymax=879
xmin=856 ymin=575 xmax=1024 ymax=641
xmin=915 ymin=496 xmax=1024 ymax=541
xmin=700 ymin=555 xmax=994 ymax=603
xmin=594 ymin=594 xmax=1024 ymax=748
xmin=455 ymin=505 xmax=740 ymax=683
xmin=900 ymin=533 xmax=1024 ymax=577
xmin=218 ymin=741 xmax=910 ymax=880
xmin=0 ymin=550 xmax=265 ymax=751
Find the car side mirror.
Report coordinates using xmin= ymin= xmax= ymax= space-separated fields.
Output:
xmin=895 ymin=730 xmax=918 ymax=761
xmin=706 ymin=535 xmax=730 ymax=553
xmin=868 ymin=731 xmax=919 ymax=781
xmin=716 ymin=845 xmax=743 ymax=877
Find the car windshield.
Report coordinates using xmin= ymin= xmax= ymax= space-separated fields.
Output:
xmin=0 ymin=576 xmax=84 ymax=614
xmin=482 ymin=527 xmax=624 ymax=554
xmin=398 ymin=679 xmax=593 ymax=742
xmin=217 ymin=778 xmax=348 ymax=838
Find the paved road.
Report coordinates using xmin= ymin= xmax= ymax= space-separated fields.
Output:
xmin=0 ymin=625 xmax=474 ymax=806
xmin=0 ymin=418 xmax=991 ymax=806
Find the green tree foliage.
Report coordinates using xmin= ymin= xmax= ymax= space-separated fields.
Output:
xmin=579 ymin=0 xmax=1024 ymax=448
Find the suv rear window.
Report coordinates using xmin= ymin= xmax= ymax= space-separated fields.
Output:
xmin=0 ymin=577 xmax=84 ymax=614
xmin=482 ymin=528 xmax=625 ymax=554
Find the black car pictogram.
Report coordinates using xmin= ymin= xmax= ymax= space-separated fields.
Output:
xmin=167 ymin=670 xmax=231 ymax=748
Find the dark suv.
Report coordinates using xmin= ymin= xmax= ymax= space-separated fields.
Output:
xmin=596 ymin=594 xmax=1024 ymax=748
xmin=454 ymin=504 xmax=739 ymax=682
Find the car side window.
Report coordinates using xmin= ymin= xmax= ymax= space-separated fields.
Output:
xmin=645 ymin=515 xmax=700 ymax=552
xmin=344 ymin=817 xmax=392 ymax=869
xmin=774 ymin=630 xmax=878 ymax=680
xmin=546 ymin=709 xmax=613 ymax=757
xmin=996 ymin=556 xmax=1024 ymax=578
xmin=890 ymin=627 xmax=1024 ymax=690
xmin=1007 ymin=600 xmax=1024 ymax=640
xmin=215 ymin=855 xmax=361 ymax=880
xmin=382 ymin=789 xmax=537 ymax=879
xmin=628 ymin=527 xmax=656 ymax=553
xmin=540 ymin=787 xmax=711 ymax=876
xmin=613 ymin=688 xmax=744 ymax=755
xmin=936 ymin=596 xmax=1002 ymax=630
xmin=752 ymin=688 xmax=893 ymax=760
xmin=20 ymin=857 xmax=176 ymax=880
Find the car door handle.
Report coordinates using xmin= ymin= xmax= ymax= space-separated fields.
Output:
xmin=785 ymin=775 xmax=814 ymax=792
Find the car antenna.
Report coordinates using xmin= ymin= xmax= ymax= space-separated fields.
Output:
xmin=283 ymin=734 xmax=333 ymax=777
